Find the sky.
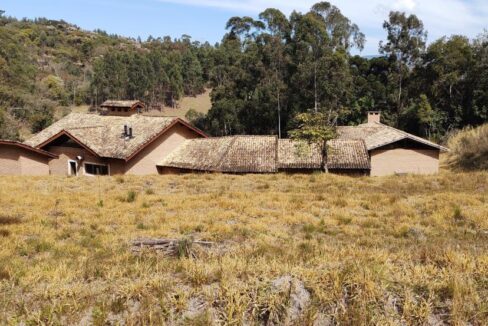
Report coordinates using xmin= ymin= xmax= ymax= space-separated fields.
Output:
xmin=2 ymin=0 xmax=487 ymax=55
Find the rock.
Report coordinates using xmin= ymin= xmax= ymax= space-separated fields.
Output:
xmin=271 ymin=275 xmax=311 ymax=323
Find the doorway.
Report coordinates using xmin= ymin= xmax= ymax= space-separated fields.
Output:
xmin=68 ymin=160 xmax=78 ymax=176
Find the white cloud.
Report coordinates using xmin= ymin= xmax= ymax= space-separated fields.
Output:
xmin=158 ymin=0 xmax=488 ymax=53
xmin=393 ymin=0 xmax=417 ymax=11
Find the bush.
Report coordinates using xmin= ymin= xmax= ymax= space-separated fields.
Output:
xmin=446 ymin=124 xmax=488 ymax=170
xmin=126 ymin=190 xmax=137 ymax=203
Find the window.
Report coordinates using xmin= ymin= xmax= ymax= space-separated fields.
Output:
xmin=84 ymin=163 xmax=109 ymax=176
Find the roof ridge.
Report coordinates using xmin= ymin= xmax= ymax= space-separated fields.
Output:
xmin=66 ymin=125 xmax=105 ymax=130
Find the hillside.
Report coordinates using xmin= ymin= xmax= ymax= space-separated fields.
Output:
xmin=0 ymin=172 xmax=487 ymax=324
xmin=0 ymin=16 xmax=137 ymax=139
xmin=0 ymin=14 xmax=213 ymax=140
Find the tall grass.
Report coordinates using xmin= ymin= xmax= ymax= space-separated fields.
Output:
xmin=446 ymin=123 xmax=488 ymax=170
xmin=0 ymin=172 xmax=486 ymax=324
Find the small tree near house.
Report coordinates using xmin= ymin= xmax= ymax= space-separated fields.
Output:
xmin=289 ymin=111 xmax=337 ymax=172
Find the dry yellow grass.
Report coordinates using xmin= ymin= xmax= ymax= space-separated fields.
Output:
xmin=0 ymin=172 xmax=487 ymax=325
xmin=153 ymin=89 xmax=212 ymax=119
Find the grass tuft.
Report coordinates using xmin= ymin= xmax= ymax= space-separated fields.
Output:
xmin=0 ymin=214 xmax=22 ymax=225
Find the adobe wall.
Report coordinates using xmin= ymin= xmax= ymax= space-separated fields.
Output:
xmin=125 ymin=123 xmax=202 ymax=175
xmin=0 ymin=144 xmax=50 ymax=175
xmin=45 ymin=146 xmax=125 ymax=176
xmin=370 ymin=148 xmax=440 ymax=176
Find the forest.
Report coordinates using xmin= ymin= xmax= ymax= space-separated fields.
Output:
xmin=0 ymin=2 xmax=487 ymax=142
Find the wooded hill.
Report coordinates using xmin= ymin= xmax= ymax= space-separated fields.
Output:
xmin=1 ymin=3 xmax=487 ymax=142
xmin=0 ymin=11 xmax=212 ymax=140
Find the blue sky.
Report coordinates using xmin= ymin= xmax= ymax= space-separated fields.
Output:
xmin=2 ymin=0 xmax=487 ymax=54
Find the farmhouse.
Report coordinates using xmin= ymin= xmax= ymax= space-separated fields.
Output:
xmin=0 ymin=110 xmax=446 ymax=176
xmin=22 ymin=113 xmax=206 ymax=176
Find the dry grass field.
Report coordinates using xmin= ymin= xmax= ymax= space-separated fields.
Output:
xmin=0 ymin=172 xmax=487 ymax=325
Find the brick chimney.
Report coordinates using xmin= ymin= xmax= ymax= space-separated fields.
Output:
xmin=367 ymin=111 xmax=381 ymax=124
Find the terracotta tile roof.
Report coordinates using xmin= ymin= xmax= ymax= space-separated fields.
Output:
xmin=277 ymin=139 xmax=322 ymax=169
xmin=327 ymin=139 xmax=370 ymax=170
xmin=100 ymin=100 xmax=144 ymax=108
xmin=220 ymin=136 xmax=277 ymax=173
xmin=160 ymin=137 xmax=369 ymax=172
xmin=158 ymin=137 xmax=234 ymax=172
xmin=159 ymin=136 xmax=277 ymax=173
xmin=0 ymin=140 xmax=58 ymax=158
xmin=24 ymin=113 xmax=205 ymax=160
xmin=337 ymin=122 xmax=448 ymax=151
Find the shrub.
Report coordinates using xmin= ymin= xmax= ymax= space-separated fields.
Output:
xmin=452 ymin=205 xmax=464 ymax=222
xmin=141 ymin=201 xmax=150 ymax=208
xmin=446 ymin=124 xmax=488 ymax=170
xmin=126 ymin=190 xmax=137 ymax=203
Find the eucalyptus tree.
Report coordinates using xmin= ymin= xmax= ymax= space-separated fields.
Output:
xmin=258 ymin=8 xmax=291 ymax=138
xmin=380 ymin=11 xmax=427 ymax=124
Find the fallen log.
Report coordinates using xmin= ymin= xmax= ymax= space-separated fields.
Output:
xmin=131 ymin=238 xmax=214 ymax=258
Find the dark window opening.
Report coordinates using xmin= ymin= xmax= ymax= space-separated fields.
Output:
xmin=69 ymin=161 xmax=77 ymax=176
xmin=84 ymin=163 xmax=109 ymax=176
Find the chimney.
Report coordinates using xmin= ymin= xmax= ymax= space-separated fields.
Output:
xmin=128 ymin=127 xmax=133 ymax=138
xmin=367 ymin=111 xmax=381 ymax=124
xmin=123 ymin=124 xmax=128 ymax=136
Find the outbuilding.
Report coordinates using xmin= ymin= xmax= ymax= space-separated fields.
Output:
xmin=100 ymin=100 xmax=145 ymax=116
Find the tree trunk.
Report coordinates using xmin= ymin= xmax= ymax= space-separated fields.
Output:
xmin=314 ymin=62 xmax=318 ymax=113
xmin=277 ymin=90 xmax=281 ymax=139
xmin=322 ymin=140 xmax=328 ymax=173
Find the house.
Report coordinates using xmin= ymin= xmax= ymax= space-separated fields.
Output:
xmin=0 ymin=140 xmax=57 ymax=175
xmin=1 ymin=110 xmax=446 ymax=176
xmin=22 ymin=113 xmax=207 ymax=176
xmin=100 ymin=100 xmax=145 ymax=116
xmin=159 ymin=112 xmax=446 ymax=176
